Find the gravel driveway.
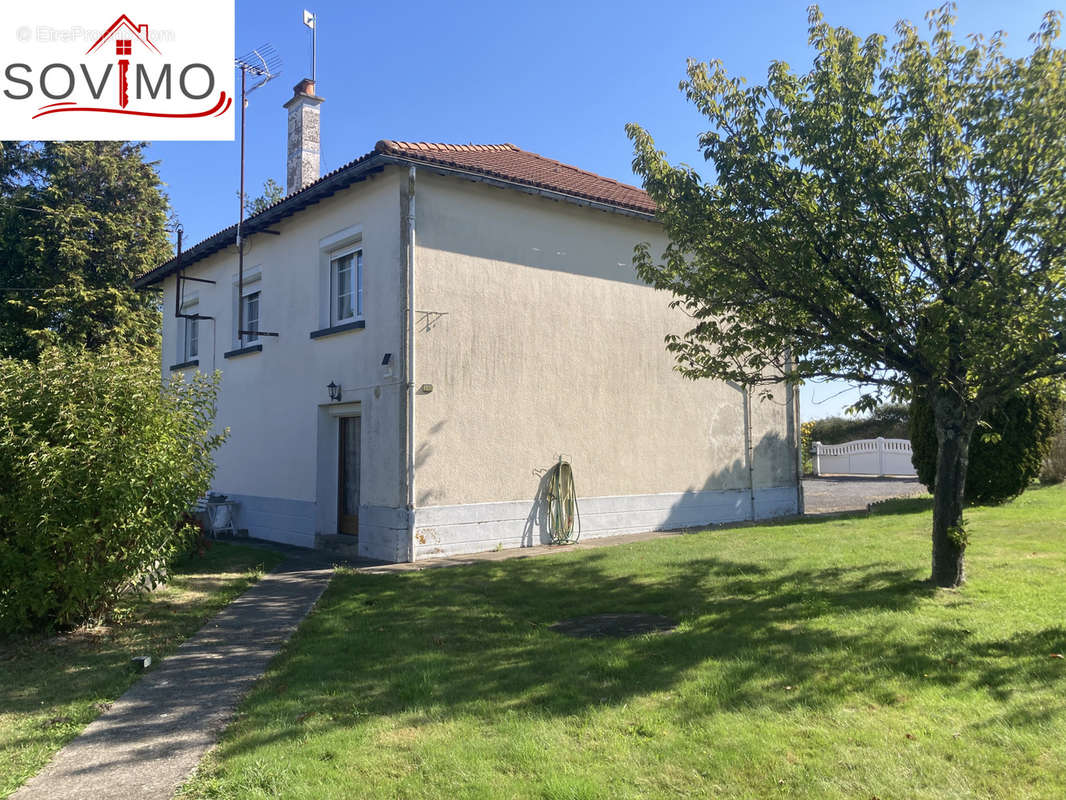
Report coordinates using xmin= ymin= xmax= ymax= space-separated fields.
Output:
xmin=803 ymin=476 xmax=925 ymax=514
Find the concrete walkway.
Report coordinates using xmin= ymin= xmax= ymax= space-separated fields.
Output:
xmin=12 ymin=561 xmax=333 ymax=800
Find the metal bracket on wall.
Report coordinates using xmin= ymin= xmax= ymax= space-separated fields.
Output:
xmin=416 ymin=310 xmax=449 ymax=332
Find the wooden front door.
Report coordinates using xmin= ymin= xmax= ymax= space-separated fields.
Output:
xmin=338 ymin=416 xmax=360 ymax=536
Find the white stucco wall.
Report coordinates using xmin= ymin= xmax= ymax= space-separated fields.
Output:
xmin=157 ymin=163 xmax=799 ymax=561
xmin=408 ymin=172 xmax=799 ymax=558
xmin=160 ymin=168 xmax=406 ymax=554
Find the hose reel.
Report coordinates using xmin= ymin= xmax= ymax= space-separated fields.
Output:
xmin=546 ymin=457 xmax=579 ymax=545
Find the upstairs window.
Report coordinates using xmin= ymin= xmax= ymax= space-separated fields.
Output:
xmin=184 ymin=317 xmax=199 ymax=360
xmin=241 ymin=291 xmax=260 ymax=343
xmin=331 ymin=248 xmax=362 ymax=325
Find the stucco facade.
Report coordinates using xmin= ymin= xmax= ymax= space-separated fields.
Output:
xmin=154 ymin=155 xmax=801 ymax=562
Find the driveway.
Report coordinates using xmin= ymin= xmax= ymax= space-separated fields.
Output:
xmin=803 ymin=476 xmax=925 ymax=515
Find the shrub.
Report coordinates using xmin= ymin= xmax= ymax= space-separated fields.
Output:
xmin=0 ymin=346 xmax=225 ymax=634
xmin=910 ymin=385 xmax=1061 ymax=506
xmin=807 ymin=403 xmax=910 ymax=445
xmin=1041 ymin=410 xmax=1066 ymax=484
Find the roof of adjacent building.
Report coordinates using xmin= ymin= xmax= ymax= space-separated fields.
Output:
xmin=135 ymin=140 xmax=656 ymax=288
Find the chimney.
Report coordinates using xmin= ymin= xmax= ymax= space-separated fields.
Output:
xmin=283 ymin=78 xmax=324 ymax=194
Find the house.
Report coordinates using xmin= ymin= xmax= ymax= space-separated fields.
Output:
xmin=135 ymin=79 xmax=803 ymax=563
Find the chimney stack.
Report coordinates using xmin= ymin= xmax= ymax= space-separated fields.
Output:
xmin=284 ymin=78 xmax=323 ymax=194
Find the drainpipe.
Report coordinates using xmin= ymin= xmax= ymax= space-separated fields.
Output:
xmin=743 ymin=384 xmax=756 ymax=521
xmin=405 ymin=166 xmax=417 ymax=562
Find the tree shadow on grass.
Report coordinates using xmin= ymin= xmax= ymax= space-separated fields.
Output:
xmin=211 ymin=549 xmax=1066 ymax=761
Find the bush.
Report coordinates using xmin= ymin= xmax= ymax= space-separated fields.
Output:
xmin=0 ymin=346 xmax=224 ymax=634
xmin=807 ymin=403 xmax=910 ymax=445
xmin=910 ymin=385 xmax=1061 ymax=506
xmin=1041 ymin=411 xmax=1066 ymax=484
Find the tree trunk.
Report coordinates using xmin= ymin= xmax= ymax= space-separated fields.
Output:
xmin=930 ymin=392 xmax=977 ymax=588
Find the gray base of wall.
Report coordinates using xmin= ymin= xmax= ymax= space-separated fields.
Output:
xmin=411 ymin=486 xmax=799 ymax=560
xmin=222 ymin=487 xmax=799 ymax=564
xmin=223 ymin=494 xmax=318 ymax=549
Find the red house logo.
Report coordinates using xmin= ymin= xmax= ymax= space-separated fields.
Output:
xmin=86 ymin=15 xmax=162 ymax=109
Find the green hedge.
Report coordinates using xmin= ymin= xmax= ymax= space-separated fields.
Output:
xmin=910 ymin=385 xmax=1061 ymax=506
xmin=0 ymin=347 xmax=224 ymax=634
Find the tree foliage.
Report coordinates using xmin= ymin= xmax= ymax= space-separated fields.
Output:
xmin=243 ymin=177 xmax=285 ymax=217
xmin=0 ymin=141 xmax=171 ymax=360
xmin=627 ymin=5 xmax=1066 ymax=586
xmin=911 ymin=384 xmax=1062 ymax=504
xmin=0 ymin=346 xmax=225 ymax=634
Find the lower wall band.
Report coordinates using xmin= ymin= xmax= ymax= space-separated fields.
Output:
xmin=412 ymin=486 xmax=799 ymax=560
xmin=221 ymin=487 xmax=800 ymax=563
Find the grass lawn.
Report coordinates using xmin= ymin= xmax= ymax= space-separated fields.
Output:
xmin=180 ymin=486 xmax=1066 ymax=800
xmin=0 ymin=542 xmax=283 ymax=798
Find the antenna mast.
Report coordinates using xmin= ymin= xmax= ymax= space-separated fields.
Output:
xmin=234 ymin=45 xmax=282 ymax=344
xmin=303 ymin=10 xmax=317 ymax=84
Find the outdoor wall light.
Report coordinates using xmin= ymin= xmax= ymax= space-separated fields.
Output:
xmin=381 ymin=353 xmax=393 ymax=378
xmin=327 ymin=381 xmax=342 ymax=402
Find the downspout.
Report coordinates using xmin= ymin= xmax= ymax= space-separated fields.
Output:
xmin=787 ymin=354 xmax=805 ymax=515
xmin=405 ymin=166 xmax=417 ymax=562
xmin=743 ymin=384 xmax=756 ymax=521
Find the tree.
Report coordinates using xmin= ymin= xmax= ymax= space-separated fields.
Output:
xmin=242 ymin=177 xmax=284 ymax=217
xmin=0 ymin=141 xmax=171 ymax=360
xmin=627 ymin=5 xmax=1066 ymax=587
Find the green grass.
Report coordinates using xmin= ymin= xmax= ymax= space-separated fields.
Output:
xmin=179 ymin=487 xmax=1066 ymax=800
xmin=0 ymin=542 xmax=283 ymax=798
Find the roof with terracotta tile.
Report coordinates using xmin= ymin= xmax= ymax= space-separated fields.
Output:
xmin=136 ymin=141 xmax=656 ymax=287
xmin=373 ymin=140 xmax=657 ymax=215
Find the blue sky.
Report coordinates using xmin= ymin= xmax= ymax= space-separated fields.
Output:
xmin=146 ymin=0 xmax=1059 ymax=420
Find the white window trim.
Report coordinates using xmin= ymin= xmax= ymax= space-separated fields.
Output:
xmin=179 ymin=295 xmax=199 ymax=362
xmin=317 ymin=226 xmax=363 ymax=329
xmin=329 ymin=246 xmax=363 ymax=327
xmin=232 ymin=268 xmax=262 ymax=347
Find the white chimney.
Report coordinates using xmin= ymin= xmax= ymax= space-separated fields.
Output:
xmin=283 ymin=78 xmax=323 ymax=194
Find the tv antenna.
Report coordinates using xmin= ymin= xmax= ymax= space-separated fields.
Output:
xmin=234 ymin=45 xmax=282 ymax=344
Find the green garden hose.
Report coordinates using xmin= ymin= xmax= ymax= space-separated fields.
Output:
xmin=546 ymin=458 xmax=579 ymax=544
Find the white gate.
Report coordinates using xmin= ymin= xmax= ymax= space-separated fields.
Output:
xmin=812 ymin=437 xmax=916 ymax=477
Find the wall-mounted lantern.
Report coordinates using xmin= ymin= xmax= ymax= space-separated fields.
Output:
xmin=327 ymin=381 xmax=342 ymax=402
xmin=381 ymin=353 xmax=393 ymax=379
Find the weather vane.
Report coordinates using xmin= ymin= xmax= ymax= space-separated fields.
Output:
xmin=303 ymin=10 xmax=317 ymax=83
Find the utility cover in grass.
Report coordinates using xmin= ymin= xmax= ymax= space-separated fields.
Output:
xmin=550 ymin=613 xmax=677 ymax=638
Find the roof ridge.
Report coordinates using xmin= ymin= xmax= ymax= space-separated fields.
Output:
xmin=376 ymin=140 xmax=518 ymax=154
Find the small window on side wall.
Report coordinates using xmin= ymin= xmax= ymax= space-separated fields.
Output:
xmin=330 ymin=248 xmax=362 ymax=326
xmin=184 ymin=317 xmax=199 ymax=360
xmin=242 ymin=291 xmax=260 ymax=343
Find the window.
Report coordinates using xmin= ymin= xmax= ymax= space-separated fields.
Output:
xmin=330 ymin=249 xmax=362 ymax=325
xmin=241 ymin=291 xmax=260 ymax=343
xmin=116 ymin=39 xmax=132 ymax=56
xmin=184 ymin=317 xmax=199 ymax=360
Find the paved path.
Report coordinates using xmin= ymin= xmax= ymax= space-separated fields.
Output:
xmin=803 ymin=476 xmax=925 ymax=514
xmin=12 ymin=561 xmax=333 ymax=800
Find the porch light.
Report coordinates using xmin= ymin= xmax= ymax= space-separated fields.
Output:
xmin=327 ymin=381 xmax=342 ymax=401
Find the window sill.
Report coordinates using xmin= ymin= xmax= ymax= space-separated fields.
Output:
xmin=169 ymin=359 xmax=199 ymax=371
xmin=223 ymin=343 xmax=263 ymax=359
xmin=309 ymin=320 xmax=366 ymax=339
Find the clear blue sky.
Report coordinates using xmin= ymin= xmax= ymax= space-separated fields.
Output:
xmin=146 ymin=0 xmax=1059 ymax=420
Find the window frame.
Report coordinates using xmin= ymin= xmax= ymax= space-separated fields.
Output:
xmin=184 ymin=316 xmax=199 ymax=360
xmin=241 ymin=290 xmax=261 ymax=344
xmin=329 ymin=246 xmax=363 ymax=327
